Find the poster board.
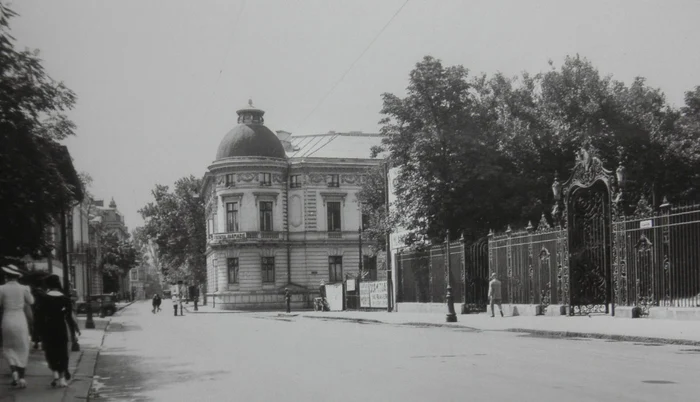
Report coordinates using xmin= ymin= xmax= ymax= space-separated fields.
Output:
xmin=359 ymin=280 xmax=388 ymax=309
xmin=325 ymin=283 xmax=344 ymax=311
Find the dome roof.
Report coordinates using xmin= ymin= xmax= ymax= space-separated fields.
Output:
xmin=215 ymin=100 xmax=287 ymax=160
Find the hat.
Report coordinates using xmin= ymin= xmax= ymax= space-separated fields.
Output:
xmin=2 ymin=264 xmax=22 ymax=278
xmin=490 ymin=272 xmax=497 ymax=278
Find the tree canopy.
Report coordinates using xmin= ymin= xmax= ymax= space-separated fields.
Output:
xmin=371 ymin=55 xmax=700 ymax=245
xmin=137 ymin=176 xmax=206 ymax=285
xmin=100 ymin=231 xmax=138 ymax=293
xmin=0 ymin=3 xmax=82 ymax=260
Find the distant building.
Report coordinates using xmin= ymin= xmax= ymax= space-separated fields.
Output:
xmin=201 ymin=100 xmax=383 ymax=310
xmin=93 ymin=198 xmax=131 ymax=296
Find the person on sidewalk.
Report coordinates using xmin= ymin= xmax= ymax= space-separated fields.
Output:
xmin=35 ymin=274 xmax=81 ymax=388
xmin=152 ymin=294 xmax=161 ymax=314
xmin=171 ymin=295 xmax=180 ymax=317
xmin=0 ymin=264 xmax=35 ymax=388
xmin=488 ymin=272 xmax=504 ymax=317
xmin=155 ymin=294 xmax=162 ymax=312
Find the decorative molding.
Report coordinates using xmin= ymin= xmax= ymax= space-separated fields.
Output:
xmin=319 ymin=191 xmax=348 ymax=206
xmin=258 ymin=248 xmax=276 ymax=258
xmin=272 ymin=174 xmax=284 ymax=184
xmin=563 ymin=146 xmax=614 ymax=199
xmin=308 ymin=173 xmax=325 ymax=184
xmin=327 ymin=247 xmax=344 ymax=256
xmin=340 ymin=174 xmax=361 ymax=185
xmin=253 ymin=191 xmax=280 ymax=206
xmin=289 ymin=194 xmax=303 ymax=228
xmin=237 ymin=172 xmax=257 ymax=183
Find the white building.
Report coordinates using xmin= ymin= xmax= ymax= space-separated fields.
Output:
xmin=201 ymin=101 xmax=382 ymax=310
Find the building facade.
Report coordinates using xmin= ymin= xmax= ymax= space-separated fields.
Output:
xmin=202 ymin=101 xmax=382 ymax=310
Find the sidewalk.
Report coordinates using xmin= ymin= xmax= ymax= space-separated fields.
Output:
xmin=1 ymin=301 xmax=133 ymax=401
xmin=288 ymin=310 xmax=700 ymax=345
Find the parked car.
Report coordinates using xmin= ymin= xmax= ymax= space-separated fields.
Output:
xmin=76 ymin=294 xmax=117 ymax=316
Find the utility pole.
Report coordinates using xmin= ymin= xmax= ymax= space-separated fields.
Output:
xmin=61 ymin=209 xmax=70 ymax=292
xmin=384 ymin=161 xmax=393 ymax=312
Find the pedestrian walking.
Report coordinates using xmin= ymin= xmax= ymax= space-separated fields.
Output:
xmin=0 ymin=265 xmax=35 ymax=388
xmin=35 ymin=274 xmax=81 ymax=388
xmin=152 ymin=294 xmax=160 ymax=314
xmin=155 ymin=294 xmax=162 ymax=312
xmin=172 ymin=294 xmax=179 ymax=316
xmin=488 ymin=272 xmax=504 ymax=317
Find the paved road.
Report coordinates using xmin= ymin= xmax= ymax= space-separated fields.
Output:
xmin=92 ymin=301 xmax=700 ymax=401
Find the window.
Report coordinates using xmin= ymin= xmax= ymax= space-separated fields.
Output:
xmin=362 ymin=212 xmax=370 ymax=231
xmin=225 ymin=174 xmax=235 ymax=187
xmin=364 ymin=255 xmax=377 ymax=281
xmin=227 ymin=258 xmax=239 ymax=284
xmin=290 ymin=175 xmax=301 ymax=188
xmin=261 ymin=257 xmax=275 ymax=283
xmin=328 ymin=174 xmax=340 ymax=187
xmin=327 ymin=201 xmax=341 ymax=232
xmin=226 ymin=202 xmax=239 ymax=232
xmin=260 ymin=173 xmax=272 ymax=186
xmin=329 ymin=256 xmax=343 ymax=282
xmin=259 ymin=201 xmax=273 ymax=231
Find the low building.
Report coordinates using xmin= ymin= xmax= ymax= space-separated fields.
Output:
xmin=201 ymin=101 xmax=382 ymax=310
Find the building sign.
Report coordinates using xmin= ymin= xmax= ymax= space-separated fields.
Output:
xmin=360 ymin=280 xmax=388 ymax=309
xmin=212 ymin=232 xmax=247 ymax=241
xmin=346 ymin=278 xmax=356 ymax=292
xmin=640 ymin=220 xmax=653 ymax=229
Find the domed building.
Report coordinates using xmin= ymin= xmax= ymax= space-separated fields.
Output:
xmin=201 ymin=100 xmax=383 ymax=310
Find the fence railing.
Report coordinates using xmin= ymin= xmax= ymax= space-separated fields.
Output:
xmin=396 ymin=237 xmax=488 ymax=308
xmin=488 ymin=201 xmax=700 ymax=315
xmin=488 ymin=220 xmax=566 ymax=313
xmin=613 ymin=202 xmax=700 ymax=314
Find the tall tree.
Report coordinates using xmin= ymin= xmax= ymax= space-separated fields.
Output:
xmin=371 ymin=55 xmax=698 ymax=244
xmin=100 ymin=231 xmax=138 ymax=294
xmin=138 ymin=176 xmax=206 ymax=286
xmin=0 ymin=3 xmax=82 ymax=261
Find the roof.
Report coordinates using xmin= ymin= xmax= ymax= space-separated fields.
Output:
xmin=288 ymin=132 xmax=383 ymax=159
xmin=215 ymin=101 xmax=287 ymax=160
xmin=216 ymin=124 xmax=287 ymax=160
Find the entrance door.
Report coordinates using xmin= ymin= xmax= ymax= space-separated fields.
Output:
xmin=567 ymin=181 xmax=612 ymax=315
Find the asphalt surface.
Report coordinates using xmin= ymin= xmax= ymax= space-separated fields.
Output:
xmin=91 ymin=301 xmax=700 ymax=401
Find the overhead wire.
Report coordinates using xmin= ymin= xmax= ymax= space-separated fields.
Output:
xmin=199 ymin=0 xmax=247 ymax=125
xmin=292 ymin=0 xmax=411 ymax=139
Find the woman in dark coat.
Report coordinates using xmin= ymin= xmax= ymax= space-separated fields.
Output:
xmin=35 ymin=274 xmax=81 ymax=388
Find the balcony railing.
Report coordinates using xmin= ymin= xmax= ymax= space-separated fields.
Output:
xmin=327 ymin=231 xmax=343 ymax=239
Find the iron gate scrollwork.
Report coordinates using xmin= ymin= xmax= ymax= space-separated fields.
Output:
xmin=564 ymin=148 xmax=614 ymax=316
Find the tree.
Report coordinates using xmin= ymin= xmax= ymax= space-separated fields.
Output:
xmin=370 ymin=55 xmax=699 ymax=244
xmin=357 ymin=164 xmax=389 ymax=254
xmin=100 ymin=232 xmax=138 ymax=294
xmin=0 ymin=3 xmax=82 ymax=261
xmin=376 ymin=56 xmax=503 ymax=243
xmin=138 ymin=176 xmax=206 ymax=286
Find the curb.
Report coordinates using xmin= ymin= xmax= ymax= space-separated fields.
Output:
xmin=300 ymin=314 xmax=700 ymax=346
xmin=507 ymin=328 xmax=700 ymax=346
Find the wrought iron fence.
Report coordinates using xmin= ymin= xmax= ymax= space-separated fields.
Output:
xmin=613 ymin=201 xmax=700 ymax=315
xmin=396 ymin=237 xmax=488 ymax=307
xmin=396 ymin=241 xmax=461 ymax=304
xmin=488 ymin=217 xmax=567 ymax=314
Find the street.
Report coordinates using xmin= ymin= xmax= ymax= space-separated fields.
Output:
xmin=90 ymin=302 xmax=700 ymax=402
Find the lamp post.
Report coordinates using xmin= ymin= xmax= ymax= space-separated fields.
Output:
xmin=445 ymin=230 xmax=457 ymax=323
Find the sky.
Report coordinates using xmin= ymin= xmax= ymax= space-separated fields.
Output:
xmin=8 ymin=0 xmax=700 ymax=230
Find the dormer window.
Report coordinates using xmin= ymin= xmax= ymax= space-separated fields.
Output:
xmin=260 ymin=173 xmax=272 ymax=187
xmin=328 ymin=174 xmax=340 ymax=187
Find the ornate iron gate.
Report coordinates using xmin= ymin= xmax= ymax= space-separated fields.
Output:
xmin=567 ymin=181 xmax=612 ymax=314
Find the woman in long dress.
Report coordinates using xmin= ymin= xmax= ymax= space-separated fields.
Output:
xmin=35 ymin=274 xmax=80 ymax=388
xmin=0 ymin=264 xmax=34 ymax=389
